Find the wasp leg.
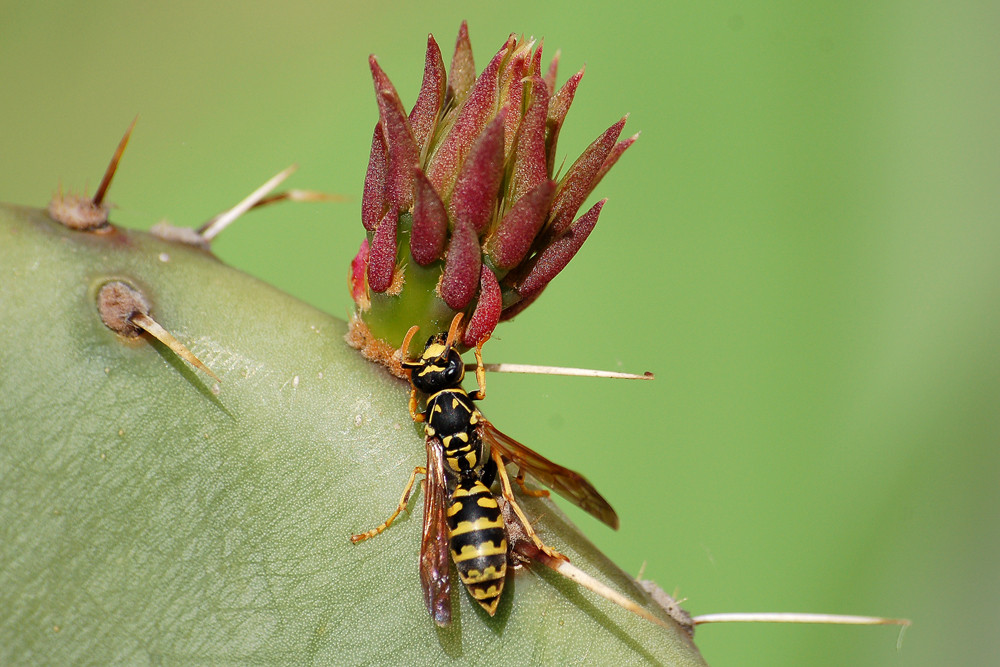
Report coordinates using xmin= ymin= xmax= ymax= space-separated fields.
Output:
xmin=409 ymin=388 xmax=426 ymax=423
xmin=470 ymin=332 xmax=491 ymax=401
xmin=350 ymin=466 xmax=426 ymax=544
xmin=490 ymin=450 xmax=565 ymax=561
xmin=399 ymin=324 xmax=421 ymax=367
xmin=514 ymin=468 xmax=550 ymax=498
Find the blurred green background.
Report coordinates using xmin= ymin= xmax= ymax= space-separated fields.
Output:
xmin=2 ymin=2 xmax=997 ymax=665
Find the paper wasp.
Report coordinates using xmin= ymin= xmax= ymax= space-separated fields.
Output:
xmin=350 ymin=313 xmax=619 ymax=626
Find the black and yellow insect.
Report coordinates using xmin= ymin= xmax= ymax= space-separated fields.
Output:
xmin=351 ymin=314 xmax=618 ymax=626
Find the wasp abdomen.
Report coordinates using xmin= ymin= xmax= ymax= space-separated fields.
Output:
xmin=447 ymin=476 xmax=507 ymax=616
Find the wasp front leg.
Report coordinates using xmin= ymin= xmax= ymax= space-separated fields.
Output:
xmin=409 ymin=387 xmax=426 ymax=423
xmin=490 ymin=449 xmax=565 ymax=561
xmin=470 ymin=333 xmax=490 ymax=401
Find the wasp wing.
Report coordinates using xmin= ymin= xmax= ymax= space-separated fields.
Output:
xmin=420 ymin=437 xmax=452 ymax=626
xmin=481 ymin=420 xmax=620 ymax=530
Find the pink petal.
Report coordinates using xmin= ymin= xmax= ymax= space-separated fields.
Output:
xmin=367 ymin=208 xmax=398 ymax=293
xmin=449 ymin=110 xmax=507 ymax=236
xmin=409 ymin=35 xmax=446 ymax=158
xmin=361 ymin=123 xmax=386 ymax=232
xmin=487 ymin=178 xmax=556 ymax=270
xmin=463 ymin=266 xmax=502 ymax=346
xmin=411 ymin=168 xmax=448 ymax=266
xmin=378 ymin=90 xmax=420 ymax=212
xmin=370 ymin=57 xmax=420 ymax=212
xmin=447 ymin=21 xmax=475 ymax=104
xmin=350 ymin=238 xmax=370 ymax=307
xmin=510 ymin=77 xmax=550 ymax=203
xmin=516 ymin=199 xmax=605 ymax=298
xmin=499 ymin=45 xmax=530 ymax=156
xmin=545 ymin=66 xmax=583 ymax=171
xmin=440 ymin=215 xmax=482 ymax=310
xmin=544 ymin=49 xmax=560 ymax=95
xmin=547 ymin=117 xmax=625 ymax=237
xmin=426 ymin=41 xmax=508 ymax=199
xmin=593 ymin=132 xmax=638 ymax=190
xmin=530 ymin=41 xmax=544 ymax=79
xmin=369 ymin=54 xmax=393 ymax=93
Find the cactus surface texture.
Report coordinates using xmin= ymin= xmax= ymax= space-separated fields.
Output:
xmin=0 ymin=203 xmax=704 ymax=665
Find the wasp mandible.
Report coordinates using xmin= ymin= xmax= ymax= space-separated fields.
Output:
xmin=351 ymin=314 xmax=618 ymax=626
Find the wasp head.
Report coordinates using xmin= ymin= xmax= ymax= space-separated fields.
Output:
xmin=405 ymin=332 xmax=465 ymax=393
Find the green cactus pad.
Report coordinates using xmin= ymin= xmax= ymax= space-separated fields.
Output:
xmin=0 ymin=203 xmax=704 ymax=665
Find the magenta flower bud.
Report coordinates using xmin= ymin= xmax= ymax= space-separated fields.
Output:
xmin=361 ymin=124 xmax=386 ymax=233
xmin=463 ymin=266 xmax=502 ymax=347
xmin=440 ymin=215 xmax=481 ymax=310
xmin=488 ymin=179 xmax=556 ymax=270
xmin=409 ymin=36 xmax=446 ymax=158
xmin=514 ymin=199 xmax=605 ymax=298
xmin=449 ymin=110 xmax=507 ymax=235
xmin=547 ymin=117 xmax=626 ymax=238
xmin=411 ymin=169 xmax=448 ymax=266
xmin=367 ymin=208 xmax=398 ymax=293
xmin=426 ymin=41 xmax=508 ymax=200
xmin=348 ymin=23 xmax=634 ymax=362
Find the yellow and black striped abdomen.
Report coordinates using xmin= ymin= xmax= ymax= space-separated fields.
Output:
xmin=446 ymin=477 xmax=507 ymax=616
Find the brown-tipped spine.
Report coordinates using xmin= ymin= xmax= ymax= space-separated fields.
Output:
xmin=93 ymin=115 xmax=137 ymax=207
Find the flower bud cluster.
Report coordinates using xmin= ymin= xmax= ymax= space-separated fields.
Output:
xmin=349 ymin=22 xmax=635 ymax=359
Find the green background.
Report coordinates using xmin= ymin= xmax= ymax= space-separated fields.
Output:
xmin=1 ymin=2 xmax=996 ymax=666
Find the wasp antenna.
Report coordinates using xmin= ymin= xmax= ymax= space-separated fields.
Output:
xmin=92 ymin=115 xmax=138 ymax=208
xmin=444 ymin=312 xmax=464 ymax=349
xmin=198 ymin=164 xmax=298 ymax=242
xmin=130 ymin=312 xmax=221 ymax=383
xmin=471 ymin=362 xmax=654 ymax=380
xmin=400 ymin=324 xmax=421 ymax=362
